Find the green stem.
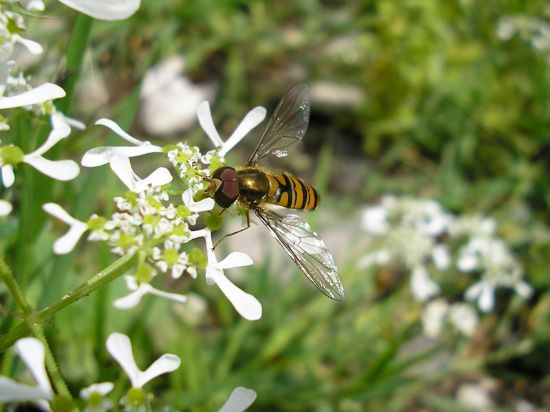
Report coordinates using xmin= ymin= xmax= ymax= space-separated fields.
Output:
xmin=0 ymin=252 xmax=137 ymax=352
xmin=57 ymin=14 xmax=93 ymax=112
xmin=26 ymin=323 xmax=73 ymax=401
xmin=0 ymin=257 xmax=32 ymax=315
xmin=0 ymin=257 xmax=74 ymax=401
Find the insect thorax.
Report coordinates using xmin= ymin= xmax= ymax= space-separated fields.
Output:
xmin=236 ymin=167 xmax=269 ymax=205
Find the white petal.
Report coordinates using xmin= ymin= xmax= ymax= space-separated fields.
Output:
xmin=113 ymin=285 xmax=148 ymax=309
xmin=478 ymin=284 xmax=495 ymax=313
xmin=465 ymin=282 xmax=483 ymax=301
xmin=51 ymin=110 xmax=73 ymax=131
xmin=27 ymin=123 xmax=71 ymax=157
xmin=431 ymin=245 xmax=450 ymax=270
xmin=80 ymin=382 xmax=114 ymax=399
xmin=219 ymin=387 xmax=257 ymax=412
xmin=171 ymin=264 xmax=185 ymax=279
xmin=0 ymin=200 xmax=12 ymax=216
xmin=410 ymin=266 xmax=440 ymax=302
xmin=0 ymin=377 xmax=52 ymax=402
xmin=135 ymin=354 xmax=181 ymax=388
xmin=108 ymin=155 xmax=139 ymax=191
xmin=57 ymin=0 xmax=141 ymax=21
xmin=211 ymin=271 xmax=262 ymax=321
xmin=146 ymin=286 xmax=187 ymax=304
xmin=95 ymin=118 xmax=145 ymax=145
xmin=181 ymin=188 xmax=193 ymax=206
xmin=42 ymin=203 xmax=80 ymax=225
xmin=217 ymin=252 xmax=253 ymax=269
xmin=1 ymin=165 xmax=15 ymax=187
xmin=22 ymin=0 xmax=45 ymax=11
xmin=23 ymin=156 xmax=80 ymax=181
xmin=219 ymin=107 xmax=266 ymax=157
xmin=457 ymin=254 xmax=477 ymax=273
xmin=140 ymin=58 xmax=216 ymax=135
xmin=190 ymin=197 xmax=215 ymax=213
xmin=124 ymin=275 xmax=139 ymax=290
xmin=15 ymin=338 xmax=53 ymax=396
xmin=52 ymin=221 xmax=88 ymax=254
xmin=133 ymin=167 xmax=173 ymax=192
xmin=106 ymin=333 xmax=141 ymax=388
xmin=0 ymin=83 xmax=65 ymax=109
xmin=82 ymin=144 xmax=162 ymax=167
xmin=448 ymin=303 xmax=478 ymax=337
xmin=141 ymin=57 xmax=185 ymax=98
xmin=197 ymin=101 xmax=223 ymax=147
xmin=515 ymin=281 xmax=533 ymax=299
xmin=361 ymin=205 xmax=388 ymax=235
xmin=12 ymin=35 xmax=43 ymax=55
xmin=61 ymin=114 xmax=86 ymax=130
xmin=421 ymin=299 xmax=448 ymax=338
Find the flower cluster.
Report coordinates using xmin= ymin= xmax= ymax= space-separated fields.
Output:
xmin=45 ymin=102 xmax=266 ymax=321
xmin=0 ymin=334 xmax=256 ymax=412
xmin=0 ymin=3 xmax=82 ymax=215
xmin=360 ymin=196 xmax=532 ymax=338
xmin=0 ymin=0 xmax=147 ymax=215
xmin=497 ymin=14 xmax=550 ymax=62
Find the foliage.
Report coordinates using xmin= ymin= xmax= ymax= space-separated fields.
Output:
xmin=0 ymin=0 xmax=549 ymax=410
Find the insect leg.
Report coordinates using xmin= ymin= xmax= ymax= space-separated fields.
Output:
xmin=212 ymin=209 xmax=251 ymax=250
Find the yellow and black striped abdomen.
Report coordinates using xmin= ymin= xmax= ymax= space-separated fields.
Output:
xmin=265 ymin=173 xmax=319 ymax=210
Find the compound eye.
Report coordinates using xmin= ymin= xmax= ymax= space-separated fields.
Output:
xmin=213 ymin=166 xmax=237 ymax=182
xmin=214 ymin=181 xmax=239 ymax=208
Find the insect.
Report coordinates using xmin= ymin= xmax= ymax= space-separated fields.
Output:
xmin=207 ymin=84 xmax=345 ymax=300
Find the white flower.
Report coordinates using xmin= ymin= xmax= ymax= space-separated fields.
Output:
xmin=191 ymin=229 xmax=262 ymax=321
xmin=113 ymin=275 xmax=187 ymax=309
xmin=457 ymin=237 xmax=508 ymax=273
xmin=0 ymin=83 xmax=65 ymax=110
xmin=219 ymin=387 xmax=257 ymax=412
xmin=450 ymin=215 xmax=496 ymax=238
xmin=431 ymin=244 xmax=450 ymax=270
xmin=0 ymin=200 xmax=12 ymax=216
xmin=357 ymin=249 xmax=391 ymax=268
xmin=57 ymin=0 xmax=140 ymax=21
xmin=21 ymin=0 xmax=45 ymax=11
xmin=181 ymin=188 xmax=215 ymax=225
xmin=197 ymin=100 xmax=266 ymax=158
xmin=458 ymin=236 xmax=532 ymax=312
xmin=448 ymin=303 xmax=478 ymax=337
xmin=410 ymin=265 xmax=440 ymax=302
xmin=140 ymin=56 xmax=215 ymax=135
xmin=106 ymin=332 xmax=181 ymax=389
xmin=43 ymin=203 xmax=88 ymax=254
xmin=415 ymin=199 xmax=452 ymax=237
xmin=497 ymin=17 xmax=516 ymax=40
xmin=82 ymin=118 xmax=172 ymax=192
xmin=361 ymin=204 xmax=388 ymax=235
xmin=0 ymin=337 xmax=53 ymax=406
xmin=465 ymin=280 xmax=496 ymax=313
xmin=80 ymin=382 xmax=114 ymax=412
xmin=422 ymin=299 xmax=449 ymax=338
xmin=0 ymin=115 xmax=79 ymax=187
xmin=153 ymin=240 xmax=189 ymax=278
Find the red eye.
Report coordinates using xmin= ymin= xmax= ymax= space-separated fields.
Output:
xmin=212 ymin=166 xmax=239 ymax=208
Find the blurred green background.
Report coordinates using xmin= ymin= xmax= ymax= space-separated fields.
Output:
xmin=2 ymin=0 xmax=550 ymax=410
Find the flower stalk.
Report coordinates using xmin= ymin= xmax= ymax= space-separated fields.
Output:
xmin=0 ymin=257 xmax=73 ymax=403
xmin=0 ymin=252 xmax=137 ymax=352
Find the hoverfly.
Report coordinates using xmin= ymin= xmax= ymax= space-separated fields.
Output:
xmin=207 ymin=85 xmax=345 ymax=300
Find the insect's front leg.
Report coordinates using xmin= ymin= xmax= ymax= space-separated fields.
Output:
xmin=212 ymin=209 xmax=251 ymax=250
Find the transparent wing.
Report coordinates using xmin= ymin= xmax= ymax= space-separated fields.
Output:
xmin=247 ymin=84 xmax=310 ymax=165
xmin=254 ymin=206 xmax=345 ymax=300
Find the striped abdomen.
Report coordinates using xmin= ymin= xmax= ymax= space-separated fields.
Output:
xmin=265 ymin=173 xmax=319 ymax=210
